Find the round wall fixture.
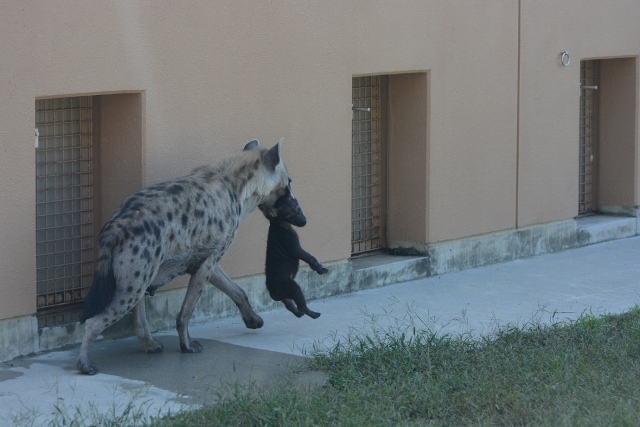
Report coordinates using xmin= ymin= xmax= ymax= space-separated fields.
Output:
xmin=560 ymin=51 xmax=570 ymax=67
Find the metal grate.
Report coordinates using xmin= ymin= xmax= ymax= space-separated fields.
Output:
xmin=35 ymin=97 xmax=94 ymax=322
xmin=352 ymin=76 xmax=382 ymax=254
xmin=579 ymin=61 xmax=598 ymax=214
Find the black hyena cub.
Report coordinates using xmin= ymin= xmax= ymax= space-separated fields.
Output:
xmin=260 ymin=188 xmax=327 ymax=319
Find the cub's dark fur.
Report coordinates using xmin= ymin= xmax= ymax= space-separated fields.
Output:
xmin=260 ymin=189 xmax=327 ymax=318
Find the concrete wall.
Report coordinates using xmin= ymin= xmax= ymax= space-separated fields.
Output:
xmin=0 ymin=1 xmax=638 ymax=331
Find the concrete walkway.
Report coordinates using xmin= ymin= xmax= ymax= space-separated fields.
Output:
xmin=2 ymin=236 xmax=639 ymax=426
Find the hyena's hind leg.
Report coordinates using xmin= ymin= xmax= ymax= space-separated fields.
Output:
xmin=77 ymin=292 xmax=151 ymax=375
xmin=78 ymin=277 xmax=141 ymax=374
xmin=77 ymin=281 xmax=154 ymax=374
xmin=132 ymin=298 xmax=164 ymax=354
xmin=77 ymin=316 xmax=106 ymax=375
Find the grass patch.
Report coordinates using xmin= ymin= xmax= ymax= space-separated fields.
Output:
xmin=152 ymin=307 xmax=640 ymax=426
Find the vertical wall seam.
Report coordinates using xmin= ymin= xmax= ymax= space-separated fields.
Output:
xmin=636 ymin=58 xmax=640 ymax=206
xmin=516 ymin=0 xmax=522 ymax=228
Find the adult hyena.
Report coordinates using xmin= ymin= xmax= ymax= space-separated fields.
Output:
xmin=77 ymin=139 xmax=291 ymax=375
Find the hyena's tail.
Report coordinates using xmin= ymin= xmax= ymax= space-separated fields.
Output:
xmin=80 ymin=242 xmax=117 ymax=323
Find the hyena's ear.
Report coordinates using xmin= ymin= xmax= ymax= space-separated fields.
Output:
xmin=263 ymin=138 xmax=283 ymax=171
xmin=243 ymin=139 xmax=260 ymax=151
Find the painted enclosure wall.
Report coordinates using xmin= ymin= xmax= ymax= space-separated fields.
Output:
xmin=0 ymin=1 xmax=638 ymax=320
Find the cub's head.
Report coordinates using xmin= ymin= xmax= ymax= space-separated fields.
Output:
xmin=259 ymin=187 xmax=307 ymax=227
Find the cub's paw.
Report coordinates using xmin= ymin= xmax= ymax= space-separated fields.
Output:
xmin=307 ymin=310 xmax=321 ymax=319
xmin=315 ymin=265 xmax=329 ymax=275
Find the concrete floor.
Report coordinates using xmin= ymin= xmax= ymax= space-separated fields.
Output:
xmin=2 ymin=236 xmax=640 ymax=426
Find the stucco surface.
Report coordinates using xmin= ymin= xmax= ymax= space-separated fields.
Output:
xmin=518 ymin=0 xmax=640 ymax=226
xmin=0 ymin=1 xmax=638 ymax=320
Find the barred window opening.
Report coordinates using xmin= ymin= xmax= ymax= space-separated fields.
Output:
xmin=579 ymin=61 xmax=599 ymax=214
xmin=36 ymin=96 xmax=94 ymax=326
xmin=352 ymin=76 xmax=383 ymax=254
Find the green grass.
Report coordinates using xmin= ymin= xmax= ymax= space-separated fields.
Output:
xmin=152 ymin=307 xmax=640 ymax=426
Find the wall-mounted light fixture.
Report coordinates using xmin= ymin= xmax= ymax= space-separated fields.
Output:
xmin=560 ymin=51 xmax=570 ymax=67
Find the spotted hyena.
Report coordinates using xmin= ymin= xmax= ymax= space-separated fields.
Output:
xmin=260 ymin=187 xmax=328 ymax=319
xmin=77 ymin=139 xmax=291 ymax=375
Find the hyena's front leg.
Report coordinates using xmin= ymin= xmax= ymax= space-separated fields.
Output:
xmin=176 ymin=267 xmax=211 ymax=353
xmin=209 ymin=265 xmax=264 ymax=329
xmin=132 ymin=298 xmax=164 ymax=354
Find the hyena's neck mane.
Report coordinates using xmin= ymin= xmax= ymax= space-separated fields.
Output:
xmin=192 ymin=150 xmax=272 ymax=220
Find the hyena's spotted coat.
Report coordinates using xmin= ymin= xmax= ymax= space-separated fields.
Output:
xmin=77 ymin=139 xmax=291 ymax=375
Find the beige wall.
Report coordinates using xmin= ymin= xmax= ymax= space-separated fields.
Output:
xmin=599 ymin=58 xmax=638 ymax=208
xmin=426 ymin=3 xmax=519 ymax=242
xmin=518 ymin=0 xmax=640 ymax=226
xmin=98 ymin=93 xmax=145 ymax=222
xmin=0 ymin=1 xmax=638 ymax=320
xmin=387 ymin=73 xmax=429 ymax=247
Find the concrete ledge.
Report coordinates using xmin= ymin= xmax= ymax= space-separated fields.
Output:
xmin=0 ymin=315 xmax=38 ymax=362
xmin=599 ymin=205 xmax=639 ymax=217
xmin=16 ymin=257 xmax=428 ymax=359
xmin=350 ymin=254 xmax=429 ymax=290
xmin=38 ymin=320 xmax=85 ymax=353
xmin=34 ymin=260 xmax=354 ymax=351
xmin=577 ymin=215 xmax=637 ymax=246
xmin=428 ymin=220 xmax=577 ymax=276
xmin=2 ymin=210 xmax=639 ymax=363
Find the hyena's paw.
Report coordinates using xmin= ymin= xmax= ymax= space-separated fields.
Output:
xmin=145 ymin=339 xmax=164 ymax=354
xmin=77 ymin=359 xmax=99 ymax=376
xmin=180 ymin=339 xmax=203 ymax=353
xmin=243 ymin=313 xmax=264 ymax=329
